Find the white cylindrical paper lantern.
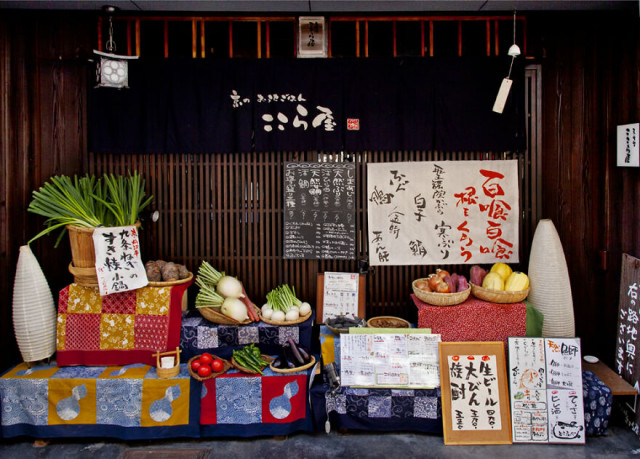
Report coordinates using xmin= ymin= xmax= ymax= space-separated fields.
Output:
xmin=12 ymin=245 xmax=57 ymax=362
xmin=527 ymin=219 xmax=575 ymax=337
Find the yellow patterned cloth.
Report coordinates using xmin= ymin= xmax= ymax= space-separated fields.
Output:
xmin=56 ymin=283 xmax=188 ymax=367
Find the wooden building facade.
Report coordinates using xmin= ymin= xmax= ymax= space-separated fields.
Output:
xmin=0 ymin=9 xmax=638 ymax=372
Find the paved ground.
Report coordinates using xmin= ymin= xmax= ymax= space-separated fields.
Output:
xmin=1 ymin=421 xmax=639 ymax=459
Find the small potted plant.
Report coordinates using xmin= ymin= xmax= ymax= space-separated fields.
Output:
xmin=27 ymin=171 xmax=153 ymax=279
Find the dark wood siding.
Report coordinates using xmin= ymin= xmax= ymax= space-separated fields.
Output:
xmin=1 ymin=10 xmax=639 ymax=372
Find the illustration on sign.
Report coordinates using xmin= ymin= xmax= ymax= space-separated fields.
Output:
xmin=367 ymin=160 xmax=519 ymax=266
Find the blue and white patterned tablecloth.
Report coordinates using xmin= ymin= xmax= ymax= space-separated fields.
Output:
xmin=180 ymin=310 xmax=314 ymax=361
xmin=310 ymin=383 xmax=443 ymax=434
xmin=0 ymin=361 xmax=200 ymax=440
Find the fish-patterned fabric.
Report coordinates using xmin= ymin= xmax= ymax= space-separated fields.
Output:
xmin=0 ymin=362 xmax=198 ymax=439
xmin=198 ymin=365 xmax=315 ymax=437
xmin=57 ymin=282 xmax=190 ymax=366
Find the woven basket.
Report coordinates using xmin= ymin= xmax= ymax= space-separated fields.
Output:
xmin=187 ymin=355 xmax=231 ymax=381
xmin=412 ymin=279 xmax=471 ymax=306
xmin=367 ymin=316 xmax=411 ymax=328
xmin=198 ymin=303 xmax=260 ymax=326
xmin=270 ymin=355 xmax=316 ymax=374
xmin=261 ymin=310 xmax=312 ymax=326
xmin=231 ymin=354 xmax=275 ymax=374
xmin=148 ymin=272 xmax=193 ymax=287
xmin=470 ymin=283 xmax=530 ymax=304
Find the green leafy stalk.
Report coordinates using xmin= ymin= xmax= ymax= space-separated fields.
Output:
xmin=27 ymin=171 xmax=154 ymax=246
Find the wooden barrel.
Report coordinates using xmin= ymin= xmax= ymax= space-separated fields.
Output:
xmin=67 ymin=225 xmax=96 ymax=268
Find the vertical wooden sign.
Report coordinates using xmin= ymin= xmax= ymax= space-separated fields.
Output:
xmin=616 ymin=253 xmax=640 ymax=435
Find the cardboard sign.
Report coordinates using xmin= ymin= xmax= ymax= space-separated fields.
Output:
xmin=93 ymin=225 xmax=148 ymax=296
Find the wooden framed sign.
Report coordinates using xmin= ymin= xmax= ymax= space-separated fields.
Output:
xmin=439 ymin=341 xmax=512 ymax=445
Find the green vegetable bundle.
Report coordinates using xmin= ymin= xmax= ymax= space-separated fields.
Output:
xmin=27 ymin=171 xmax=153 ymax=246
xmin=233 ymin=344 xmax=269 ymax=375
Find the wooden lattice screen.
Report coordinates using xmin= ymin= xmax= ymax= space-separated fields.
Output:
xmin=88 ymin=147 xmax=534 ymax=321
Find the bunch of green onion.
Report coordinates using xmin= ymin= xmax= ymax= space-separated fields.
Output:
xmin=195 ymin=261 xmax=225 ymax=309
xmin=27 ymin=171 xmax=152 ymax=246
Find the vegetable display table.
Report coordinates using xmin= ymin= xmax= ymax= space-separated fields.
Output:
xmin=199 ymin=364 xmax=317 ymax=437
xmin=412 ymin=294 xmax=543 ymax=347
xmin=0 ymin=361 xmax=317 ymax=439
xmin=314 ymin=325 xmax=442 ymax=434
xmin=0 ymin=362 xmax=199 ymax=439
xmin=180 ymin=309 xmax=314 ymax=361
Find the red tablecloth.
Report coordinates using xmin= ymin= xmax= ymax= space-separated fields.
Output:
xmin=412 ymin=294 xmax=526 ymax=347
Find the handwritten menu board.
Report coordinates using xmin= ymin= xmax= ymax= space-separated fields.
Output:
xmin=439 ymin=342 xmax=512 ymax=445
xmin=322 ymin=272 xmax=359 ymax=322
xmin=367 ymin=160 xmax=519 ymax=266
xmin=508 ymin=337 xmax=585 ymax=444
xmin=283 ymin=162 xmax=356 ymax=259
xmin=93 ymin=225 xmax=148 ymax=296
xmin=340 ymin=332 xmax=441 ymax=389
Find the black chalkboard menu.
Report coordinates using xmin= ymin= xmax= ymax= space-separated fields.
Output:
xmin=283 ymin=162 xmax=356 ymax=259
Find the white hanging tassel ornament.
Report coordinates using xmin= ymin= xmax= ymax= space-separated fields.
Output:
xmin=12 ymin=245 xmax=57 ymax=363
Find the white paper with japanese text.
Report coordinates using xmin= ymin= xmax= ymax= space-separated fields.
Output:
xmin=93 ymin=225 xmax=148 ymax=296
xmin=340 ymin=333 xmax=440 ymax=389
xmin=367 ymin=160 xmax=519 ymax=265
xmin=322 ymin=272 xmax=359 ymax=322
xmin=447 ymin=354 xmax=502 ymax=431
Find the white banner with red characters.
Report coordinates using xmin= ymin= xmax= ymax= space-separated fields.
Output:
xmin=367 ymin=160 xmax=519 ymax=266
xmin=93 ymin=225 xmax=148 ymax=296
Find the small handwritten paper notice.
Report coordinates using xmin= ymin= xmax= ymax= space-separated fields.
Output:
xmin=322 ymin=272 xmax=359 ymax=322
xmin=340 ymin=332 xmax=440 ymax=389
xmin=508 ymin=337 xmax=585 ymax=444
xmin=93 ymin=225 xmax=148 ymax=296
xmin=367 ymin=160 xmax=519 ymax=266
xmin=617 ymin=123 xmax=640 ymax=167
xmin=448 ymin=354 xmax=502 ymax=431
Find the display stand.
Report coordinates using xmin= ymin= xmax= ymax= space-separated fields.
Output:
xmin=180 ymin=310 xmax=314 ymax=361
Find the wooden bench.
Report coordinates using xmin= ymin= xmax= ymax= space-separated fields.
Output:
xmin=583 ymin=360 xmax=637 ymax=396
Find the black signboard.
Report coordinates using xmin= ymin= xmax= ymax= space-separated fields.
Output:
xmin=283 ymin=162 xmax=356 ymax=259
xmin=617 ymin=253 xmax=640 ymax=435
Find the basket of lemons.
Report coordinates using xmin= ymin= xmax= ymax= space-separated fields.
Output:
xmin=469 ymin=263 xmax=530 ymax=304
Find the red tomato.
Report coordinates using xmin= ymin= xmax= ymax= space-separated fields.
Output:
xmin=200 ymin=353 xmax=214 ymax=365
xmin=191 ymin=359 xmax=202 ymax=371
xmin=197 ymin=364 xmax=212 ymax=377
xmin=211 ymin=359 xmax=224 ymax=373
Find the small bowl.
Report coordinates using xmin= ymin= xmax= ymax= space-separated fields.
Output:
xmin=412 ymin=278 xmax=471 ymax=306
xmin=367 ymin=316 xmax=411 ymax=328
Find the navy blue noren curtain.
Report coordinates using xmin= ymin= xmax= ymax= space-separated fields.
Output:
xmin=89 ymin=58 xmax=525 ymax=154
